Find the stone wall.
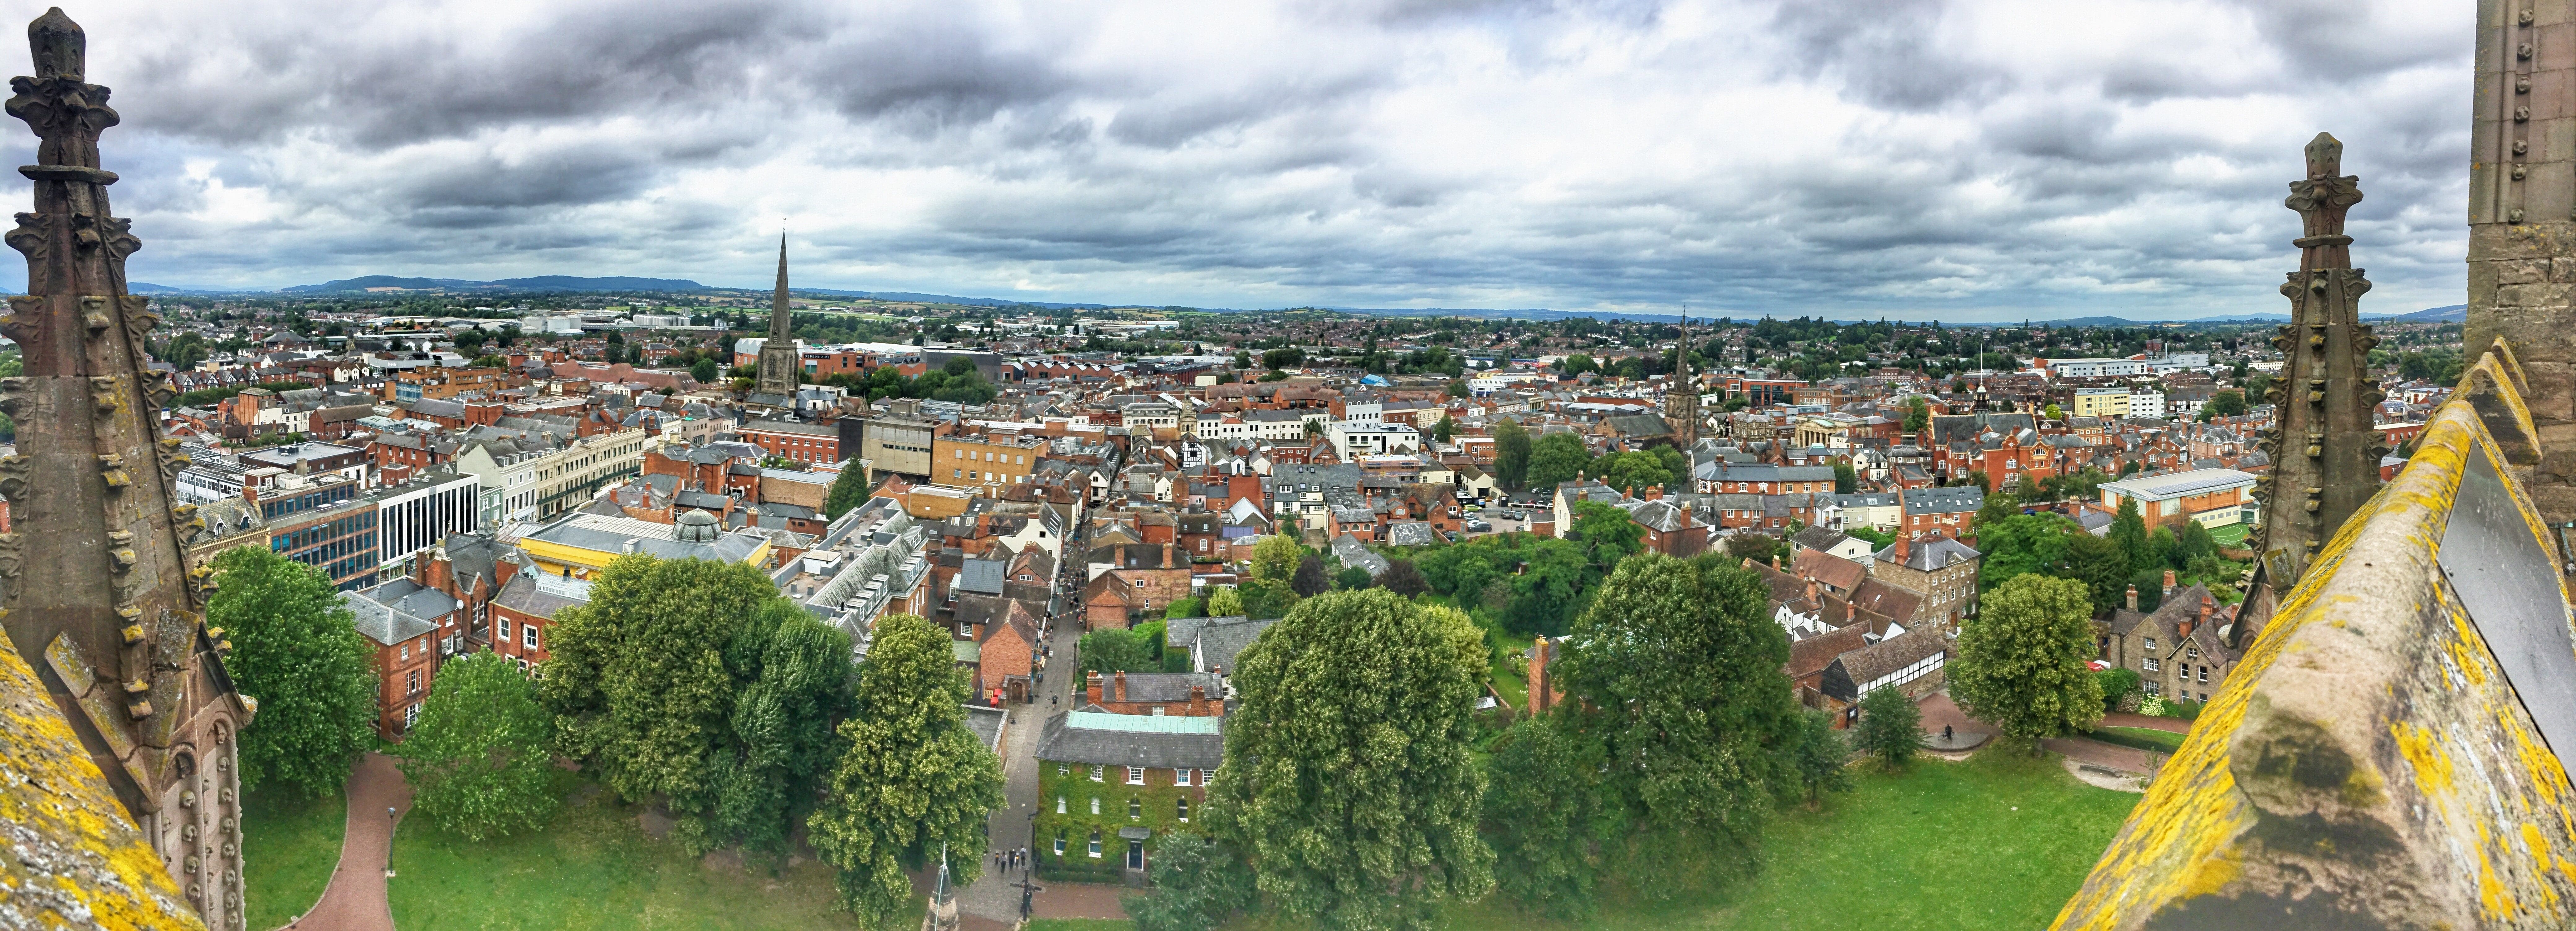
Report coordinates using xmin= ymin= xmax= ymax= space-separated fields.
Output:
xmin=2469 ymin=0 xmax=2576 ymax=534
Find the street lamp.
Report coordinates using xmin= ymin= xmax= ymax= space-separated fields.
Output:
xmin=385 ymin=806 xmax=399 ymax=878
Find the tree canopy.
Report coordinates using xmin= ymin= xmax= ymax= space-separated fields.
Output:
xmin=808 ymin=614 xmax=1005 ymax=924
xmin=397 ymin=650 xmax=558 ymax=840
xmin=1207 ymin=590 xmax=1493 ymax=930
xmin=1248 ymin=535 xmax=1302 ymax=587
xmin=1524 ymin=432 xmax=1591 ymax=490
xmin=1852 ymin=685 xmax=1923 ymax=770
xmin=539 ymin=555 xmax=856 ymax=853
xmin=1548 ymin=553 xmax=1799 ymax=890
xmin=211 ymin=545 xmax=380 ymax=798
xmin=1949 ymin=574 xmax=2105 ymax=748
xmin=824 ymin=464 xmax=870 ymax=520
xmin=1493 ymin=420 xmax=1533 ymax=490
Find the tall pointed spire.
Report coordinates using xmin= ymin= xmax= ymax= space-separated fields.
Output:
xmin=2248 ymin=133 xmax=2388 ymax=598
xmin=754 ymin=233 xmax=801 ymax=400
xmin=1663 ymin=315 xmax=1700 ymax=446
xmin=769 ymin=232 xmax=790 ymax=342
xmin=0 ymin=8 xmax=249 ymax=924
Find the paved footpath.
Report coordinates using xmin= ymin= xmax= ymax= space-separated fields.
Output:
xmin=280 ymin=752 xmax=411 ymax=931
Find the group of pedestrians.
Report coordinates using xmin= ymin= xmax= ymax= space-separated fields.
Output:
xmin=994 ymin=845 xmax=1031 ymax=873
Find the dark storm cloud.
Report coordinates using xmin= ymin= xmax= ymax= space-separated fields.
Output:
xmin=25 ymin=0 xmax=2473 ymax=317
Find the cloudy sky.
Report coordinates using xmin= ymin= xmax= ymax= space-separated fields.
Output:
xmin=8 ymin=0 xmax=2474 ymax=319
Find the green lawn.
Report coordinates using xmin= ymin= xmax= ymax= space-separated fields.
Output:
xmin=243 ymin=786 xmax=346 ymax=929
xmin=1437 ymin=750 xmax=2135 ymax=930
xmin=2087 ymin=726 xmax=2186 ymax=754
xmin=387 ymin=773 xmax=868 ymax=930
xmin=2206 ymin=522 xmax=2249 ymax=546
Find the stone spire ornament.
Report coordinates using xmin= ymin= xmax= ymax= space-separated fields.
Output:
xmin=0 ymin=8 xmax=249 ymax=926
xmin=754 ymin=234 xmax=800 ymax=401
xmin=2250 ymin=133 xmax=2389 ymax=595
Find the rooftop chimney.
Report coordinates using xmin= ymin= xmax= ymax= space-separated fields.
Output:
xmin=1113 ymin=670 xmax=1127 ymax=702
xmin=2163 ymin=569 xmax=2177 ymax=597
xmin=2125 ymin=585 xmax=2139 ymax=612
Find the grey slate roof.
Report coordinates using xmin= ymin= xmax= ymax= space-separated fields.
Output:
xmin=492 ymin=570 xmax=593 ymax=619
xmin=1331 ymin=533 xmax=1392 ymax=575
xmin=1101 ymin=672 xmax=1224 ymax=703
xmin=1033 ymin=711 xmax=1226 ymax=770
xmin=956 ymin=557 xmax=1008 ymax=596
xmin=1185 ymin=615 xmax=1277 ymax=674
xmin=342 ymin=583 xmax=443 ymax=647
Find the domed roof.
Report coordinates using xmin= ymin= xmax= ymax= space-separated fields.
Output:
xmin=674 ymin=508 xmax=721 ymax=543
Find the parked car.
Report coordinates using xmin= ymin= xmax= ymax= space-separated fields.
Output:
xmin=1465 ymin=519 xmax=1492 ymax=533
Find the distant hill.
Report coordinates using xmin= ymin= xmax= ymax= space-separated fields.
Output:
xmin=2386 ymin=304 xmax=2467 ymax=323
xmin=280 ymin=274 xmax=705 ymax=294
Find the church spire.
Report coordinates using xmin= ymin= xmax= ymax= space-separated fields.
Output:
xmin=768 ymin=233 xmax=791 ymax=342
xmin=753 ymin=233 xmax=804 ymax=400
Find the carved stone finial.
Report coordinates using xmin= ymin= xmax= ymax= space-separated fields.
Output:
xmin=2285 ymin=131 xmax=2363 ymax=242
xmin=27 ymin=8 xmax=78 ymax=83
xmin=2303 ymin=131 xmax=2342 ymax=179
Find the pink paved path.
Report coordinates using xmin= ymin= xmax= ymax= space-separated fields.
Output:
xmin=279 ymin=752 xmax=411 ymax=931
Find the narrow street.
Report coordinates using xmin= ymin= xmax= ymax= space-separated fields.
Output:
xmin=953 ymin=522 xmax=1127 ymax=926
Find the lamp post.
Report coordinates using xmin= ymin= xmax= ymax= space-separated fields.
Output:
xmin=385 ymin=806 xmax=399 ymax=878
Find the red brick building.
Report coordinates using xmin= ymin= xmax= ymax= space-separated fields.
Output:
xmin=1083 ymin=671 xmax=1223 ymax=716
xmin=489 ymin=569 xmax=592 ymax=669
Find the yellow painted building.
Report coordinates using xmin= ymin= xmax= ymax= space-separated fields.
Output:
xmin=2070 ymin=387 xmax=2129 ymax=419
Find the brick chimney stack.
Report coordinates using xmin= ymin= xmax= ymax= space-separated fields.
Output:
xmin=2125 ymin=585 xmax=2139 ymax=612
xmin=1086 ymin=671 xmax=1104 ymax=707
xmin=2163 ymin=569 xmax=2177 ymax=598
xmin=1113 ymin=670 xmax=1127 ymax=702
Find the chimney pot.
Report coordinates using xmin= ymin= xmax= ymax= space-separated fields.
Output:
xmin=2125 ymin=585 xmax=2138 ymax=612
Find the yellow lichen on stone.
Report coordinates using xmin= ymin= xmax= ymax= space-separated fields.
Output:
xmin=0 ymin=629 xmax=202 ymax=928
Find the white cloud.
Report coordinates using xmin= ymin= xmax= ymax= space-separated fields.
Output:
xmin=0 ymin=0 xmax=2474 ymax=318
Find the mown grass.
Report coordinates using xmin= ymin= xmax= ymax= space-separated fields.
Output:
xmin=386 ymin=772 xmax=871 ymax=930
xmin=243 ymin=785 xmax=346 ymax=929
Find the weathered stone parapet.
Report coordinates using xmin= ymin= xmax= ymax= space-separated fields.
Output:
xmin=0 ymin=622 xmax=203 ymax=929
xmin=2055 ymin=342 xmax=2576 ymax=929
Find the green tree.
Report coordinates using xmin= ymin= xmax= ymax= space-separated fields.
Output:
xmin=1832 ymin=461 xmax=1857 ymax=495
xmin=1165 ymin=596 xmax=1206 ymax=619
xmin=1722 ymin=531 xmax=1782 ymax=568
xmin=1335 ymin=565 xmax=1374 ymax=590
xmin=540 ymin=556 xmax=853 ymax=853
xmin=690 ymin=358 xmax=720 ymax=383
xmin=1560 ymin=354 xmax=1597 ymax=376
xmin=2148 ymin=526 xmax=2183 ymax=571
xmin=1950 ymin=574 xmax=2106 ymax=750
xmin=824 ymin=464 xmax=870 ymax=520
xmin=2060 ymin=530 xmax=2132 ymax=615
xmin=396 ymin=650 xmax=558 ymax=841
xmin=2109 ymin=496 xmax=2153 ymax=575
xmin=1788 ymin=708 xmax=1854 ymax=806
xmin=1483 ymin=715 xmax=1612 ymax=917
xmin=808 ymin=614 xmax=1004 ymax=923
xmin=1205 ymin=586 xmax=1246 ymax=617
xmin=1591 ymin=450 xmax=1671 ymax=495
xmin=1433 ymin=414 xmax=1458 ymax=443
xmin=1379 ymin=559 xmax=1430 ymax=598
xmin=1125 ymin=834 xmax=1258 ymax=931
xmin=1494 ymin=419 xmax=1534 ymax=490
xmin=1568 ymin=500 xmax=1643 ymax=571
xmin=2205 ymin=389 xmax=2248 ymax=419
xmin=1974 ymin=511 xmax=2077 ymax=592
xmin=1903 ymin=395 xmax=1931 ymax=434
xmin=1551 ymin=553 xmax=1798 ymax=892
xmin=1975 ymin=491 xmax=2018 ymax=532
xmin=1851 ymin=686 xmax=1922 ymax=770
xmin=2177 ymin=520 xmax=2219 ymax=564
xmin=1292 ymin=553 xmax=1332 ymax=598
xmin=1248 ymin=535 xmax=1302 ymax=587
xmin=1524 ymin=432 xmax=1591 ymax=490
xmin=1079 ymin=627 xmax=1156 ymax=674
xmin=1207 ymin=591 xmax=1493 ymax=930
xmin=212 ymin=546 xmax=379 ymax=798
